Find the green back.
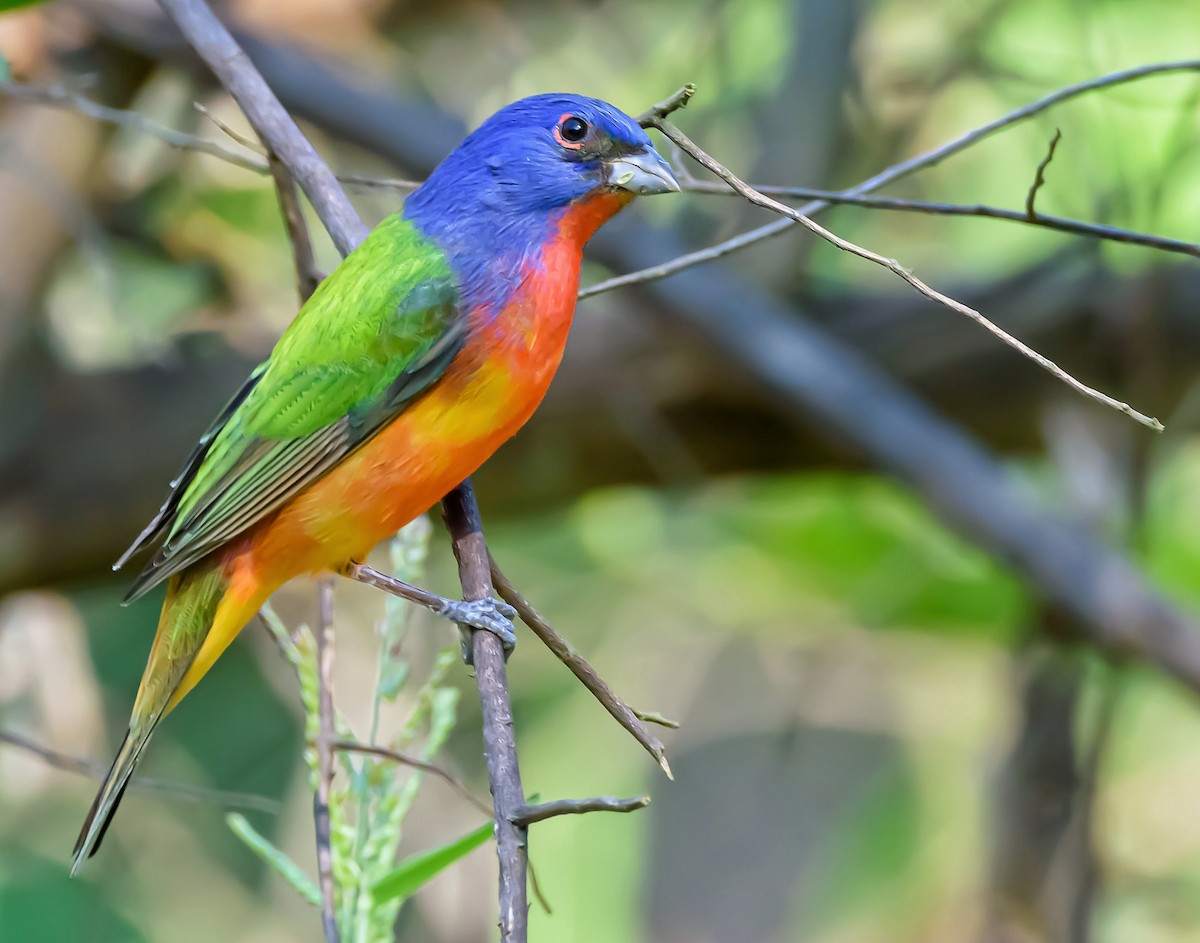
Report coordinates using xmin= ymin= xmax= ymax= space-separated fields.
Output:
xmin=120 ymin=214 xmax=462 ymax=600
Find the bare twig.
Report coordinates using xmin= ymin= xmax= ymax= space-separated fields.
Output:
xmin=634 ymin=83 xmax=697 ymax=125
xmin=313 ymin=577 xmax=341 ymax=943
xmin=490 ymin=557 xmax=674 ymax=779
xmin=1026 ymin=129 xmax=1063 ymax=220
xmin=342 ymin=560 xmax=475 ymax=622
xmin=267 ymin=154 xmax=321 ymax=299
xmin=584 ymin=61 xmax=1200 ymax=298
xmin=632 ymin=709 xmax=680 ymax=729
xmin=332 ymin=739 xmax=492 ymax=818
xmin=193 ymin=100 xmax=262 ymax=153
xmin=1 ymin=79 xmax=428 ymax=194
xmin=338 ymin=172 xmax=420 ymax=192
xmin=0 ymin=77 xmax=266 ymax=171
xmin=512 ymin=795 xmax=650 ymax=827
xmin=0 ymin=729 xmax=279 ymax=812
xmin=442 ymin=482 xmax=528 ymax=943
xmin=675 ymin=181 xmax=1200 ymax=259
xmin=646 ymin=114 xmax=1163 ymax=432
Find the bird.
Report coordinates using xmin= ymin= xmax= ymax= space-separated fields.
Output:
xmin=70 ymin=93 xmax=679 ymax=872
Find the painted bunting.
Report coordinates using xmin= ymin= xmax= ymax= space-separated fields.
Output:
xmin=71 ymin=93 xmax=678 ymax=871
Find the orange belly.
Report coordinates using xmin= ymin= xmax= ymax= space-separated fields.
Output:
xmin=223 ymin=287 xmax=574 ymax=602
xmin=237 ymin=354 xmax=548 ymax=590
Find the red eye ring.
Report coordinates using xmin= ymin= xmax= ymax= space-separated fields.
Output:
xmin=554 ymin=113 xmax=589 ymax=149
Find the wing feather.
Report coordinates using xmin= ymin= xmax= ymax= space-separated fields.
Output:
xmin=119 ymin=215 xmax=464 ymax=601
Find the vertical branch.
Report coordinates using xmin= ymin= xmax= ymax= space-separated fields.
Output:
xmin=267 ymin=153 xmax=321 ymax=299
xmin=314 ymin=577 xmax=341 ymax=943
xmin=442 ymin=482 xmax=528 ymax=942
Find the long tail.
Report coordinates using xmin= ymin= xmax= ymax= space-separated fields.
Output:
xmin=71 ymin=561 xmax=264 ymax=873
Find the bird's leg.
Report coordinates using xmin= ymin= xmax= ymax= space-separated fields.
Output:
xmin=338 ymin=561 xmax=517 ymax=662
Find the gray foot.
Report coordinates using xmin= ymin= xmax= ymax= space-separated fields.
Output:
xmin=442 ymin=595 xmax=517 ymax=663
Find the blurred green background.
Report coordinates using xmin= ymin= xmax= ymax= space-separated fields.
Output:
xmin=3 ymin=0 xmax=1200 ymax=940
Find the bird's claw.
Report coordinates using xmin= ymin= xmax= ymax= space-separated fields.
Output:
xmin=443 ymin=595 xmax=518 ymax=664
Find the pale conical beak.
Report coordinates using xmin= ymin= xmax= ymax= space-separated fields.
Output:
xmin=606 ymin=149 xmax=680 ymax=196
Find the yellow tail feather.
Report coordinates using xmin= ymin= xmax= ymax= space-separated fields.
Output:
xmin=71 ymin=564 xmax=265 ymax=872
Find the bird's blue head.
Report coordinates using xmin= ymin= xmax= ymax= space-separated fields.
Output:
xmin=405 ymin=93 xmax=679 ymax=263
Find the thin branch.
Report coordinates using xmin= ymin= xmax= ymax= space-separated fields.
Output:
xmin=0 ymin=729 xmax=279 ymax=813
xmin=0 ymin=77 xmax=265 ymax=169
xmin=0 ymin=79 xmax=428 ymax=194
xmin=313 ymin=577 xmax=341 ymax=943
xmin=193 ymin=100 xmax=263 ymax=153
xmin=332 ymin=739 xmax=493 ymax=818
xmin=583 ymin=61 xmax=1200 ymax=298
xmin=647 ymin=115 xmax=1163 ymax=432
xmin=267 ymin=154 xmax=322 ymax=300
xmin=634 ymin=83 xmax=697 ymax=125
xmin=490 ymin=556 xmax=674 ymax=779
xmin=512 ymin=795 xmax=650 ymax=827
xmin=675 ymin=181 xmax=1200 ymax=259
xmin=1026 ymin=129 xmax=1063 ymax=220
xmin=632 ymin=709 xmax=680 ymax=729
xmin=442 ymin=482 xmax=528 ymax=943
xmin=338 ymin=172 xmax=420 ymax=192
xmin=342 ymin=560 xmax=469 ymax=619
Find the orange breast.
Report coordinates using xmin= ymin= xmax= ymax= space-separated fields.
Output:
xmin=223 ymin=194 xmax=629 ymax=600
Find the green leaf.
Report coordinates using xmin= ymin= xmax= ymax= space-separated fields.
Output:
xmin=226 ymin=812 xmax=322 ymax=907
xmin=0 ymin=50 xmax=9 ymax=83
xmin=372 ymin=822 xmax=492 ymax=903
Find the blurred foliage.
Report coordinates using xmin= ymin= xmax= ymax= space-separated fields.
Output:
xmin=2 ymin=0 xmax=1200 ymax=942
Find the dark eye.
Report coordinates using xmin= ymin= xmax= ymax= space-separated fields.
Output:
xmin=559 ymin=116 xmax=589 ymax=144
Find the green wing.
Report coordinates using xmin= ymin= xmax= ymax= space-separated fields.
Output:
xmin=120 ymin=214 xmax=462 ymax=601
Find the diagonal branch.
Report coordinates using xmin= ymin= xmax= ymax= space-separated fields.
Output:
xmin=490 ymin=557 xmax=673 ymax=779
xmin=332 ymin=739 xmax=493 ymax=818
xmin=645 ymin=114 xmax=1163 ymax=432
xmin=0 ymin=729 xmax=280 ymax=812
